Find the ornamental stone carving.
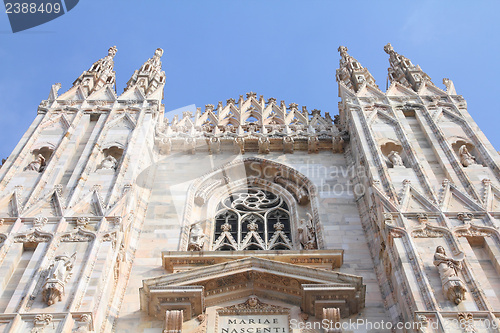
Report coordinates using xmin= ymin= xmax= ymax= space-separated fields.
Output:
xmin=308 ymin=136 xmax=319 ymax=154
xmin=258 ymin=136 xmax=270 ymax=154
xmin=459 ymin=145 xmax=476 ymax=167
xmin=42 ymin=253 xmax=76 ymax=306
xmin=164 ymin=310 xmax=182 ymax=333
xmin=433 ymin=246 xmax=466 ymax=305
xmin=187 ymin=223 xmax=206 ymax=251
xmin=283 ymin=136 xmax=294 ymax=154
xmin=234 ymin=137 xmax=245 ymax=154
xmin=323 ymin=308 xmax=342 ymax=333
xmin=31 ymin=314 xmax=53 ymax=333
xmin=207 ymin=137 xmax=221 ymax=154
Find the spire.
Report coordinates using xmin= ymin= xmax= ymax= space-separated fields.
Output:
xmin=124 ymin=48 xmax=166 ymax=97
xmin=384 ymin=43 xmax=432 ymax=91
xmin=73 ymin=46 xmax=117 ymax=96
xmin=335 ymin=46 xmax=377 ymax=92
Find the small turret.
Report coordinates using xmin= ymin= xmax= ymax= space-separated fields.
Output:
xmin=384 ymin=43 xmax=432 ymax=91
xmin=72 ymin=46 xmax=117 ymax=96
xmin=124 ymin=48 xmax=166 ymax=97
xmin=336 ymin=46 xmax=377 ymax=92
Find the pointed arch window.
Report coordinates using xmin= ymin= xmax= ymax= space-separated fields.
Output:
xmin=213 ymin=187 xmax=292 ymax=251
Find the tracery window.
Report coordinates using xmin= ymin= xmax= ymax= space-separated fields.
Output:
xmin=213 ymin=187 xmax=292 ymax=251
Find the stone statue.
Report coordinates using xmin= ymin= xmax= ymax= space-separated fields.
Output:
xmin=433 ymin=246 xmax=467 ymax=304
xmin=25 ymin=154 xmax=46 ymax=172
xmin=187 ymin=223 xmax=206 ymax=251
xmin=298 ymin=213 xmax=317 ymax=250
xmin=258 ymin=136 xmax=270 ymax=154
xmin=42 ymin=253 xmax=76 ymax=305
xmin=100 ymin=155 xmax=117 ymax=170
xmin=459 ymin=145 xmax=476 ymax=167
xmin=388 ymin=151 xmax=404 ymax=167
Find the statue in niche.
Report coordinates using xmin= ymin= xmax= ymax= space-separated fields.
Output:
xmin=25 ymin=154 xmax=46 ymax=172
xmin=42 ymin=253 xmax=76 ymax=306
xmin=187 ymin=223 xmax=206 ymax=251
xmin=298 ymin=213 xmax=317 ymax=250
xmin=433 ymin=246 xmax=467 ymax=305
xmin=100 ymin=155 xmax=117 ymax=170
xmin=388 ymin=151 xmax=404 ymax=167
xmin=459 ymin=145 xmax=476 ymax=167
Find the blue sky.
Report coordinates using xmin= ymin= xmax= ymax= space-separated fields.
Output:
xmin=0 ymin=1 xmax=499 ymax=158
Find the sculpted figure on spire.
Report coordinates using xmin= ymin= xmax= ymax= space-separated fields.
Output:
xmin=384 ymin=43 xmax=432 ymax=91
xmin=335 ymin=46 xmax=377 ymax=92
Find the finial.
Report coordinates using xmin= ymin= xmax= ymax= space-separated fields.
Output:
xmin=154 ymin=48 xmax=164 ymax=58
xmin=108 ymin=46 xmax=117 ymax=58
xmin=336 ymin=45 xmax=378 ymax=92
xmin=383 ymin=43 xmax=394 ymax=54
xmin=384 ymin=43 xmax=432 ymax=91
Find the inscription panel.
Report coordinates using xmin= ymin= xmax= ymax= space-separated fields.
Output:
xmin=218 ymin=315 xmax=289 ymax=333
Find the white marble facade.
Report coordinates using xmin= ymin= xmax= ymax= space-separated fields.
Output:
xmin=0 ymin=45 xmax=499 ymax=332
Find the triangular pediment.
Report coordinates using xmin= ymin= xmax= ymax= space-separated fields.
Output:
xmin=0 ymin=193 xmax=19 ymax=217
xmin=141 ymin=257 xmax=364 ymax=320
xmin=417 ymin=81 xmax=446 ymax=96
xmin=356 ymin=83 xmax=385 ymax=98
xmin=87 ymin=84 xmax=117 ymax=101
xmin=400 ymin=185 xmax=440 ymax=213
xmin=22 ymin=192 xmax=63 ymax=217
xmin=58 ymin=85 xmax=86 ymax=101
xmin=117 ymin=86 xmax=146 ymax=101
xmin=386 ymin=81 xmax=417 ymax=97
xmin=440 ymin=183 xmax=483 ymax=212
xmin=67 ymin=190 xmax=104 ymax=217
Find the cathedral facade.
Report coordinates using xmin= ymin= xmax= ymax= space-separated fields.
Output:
xmin=0 ymin=44 xmax=499 ymax=332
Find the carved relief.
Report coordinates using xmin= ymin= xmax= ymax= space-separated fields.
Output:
xmin=258 ymin=136 xmax=270 ymax=154
xmin=60 ymin=228 xmax=96 ymax=242
xmin=412 ymin=225 xmax=445 ymax=238
xmin=433 ymin=246 xmax=466 ymax=305
xmin=457 ymin=212 xmax=473 ymax=223
xmin=42 ymin=253 xmax=76 ymax=305
xmin=457 ymin=313 xmax=476 ymax=333
xmin=323 ymin=308 xmax=342 ymax=333
xmin=208 ymin=137 xmax=221 ymax=155
xmin=34 ymin=216 xmax=48 ymax=228
xmin=73 ymin=314 xmax=92 ymax=333
xmin=283 ymin=136 xmax=294 ymax=154
xmin=234 ymin=137 xmax=245 ymax=154
xmin=308 ymin=136 xmax=319 ymax=154
xmin=31 ymin=314 xmax=53 ymax=333
xmin=14 ymin=228 xmax=52 ymax=243
xmin=164 ymin=310 xmax=183 ymax=333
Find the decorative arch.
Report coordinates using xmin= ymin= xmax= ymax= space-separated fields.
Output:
xmin=180 ymin=157 xmax=322 ymax=251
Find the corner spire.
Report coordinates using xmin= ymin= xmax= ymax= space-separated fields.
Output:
xmin=73 ymin=46 xmax=117 ymax=96
xmin=335 ymin=46 xmax=377 ymax=92
xmin=124 ymin=48 xmax=166 ymax=97
xmin=384 ymin=43 xmax=432 ymax=91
